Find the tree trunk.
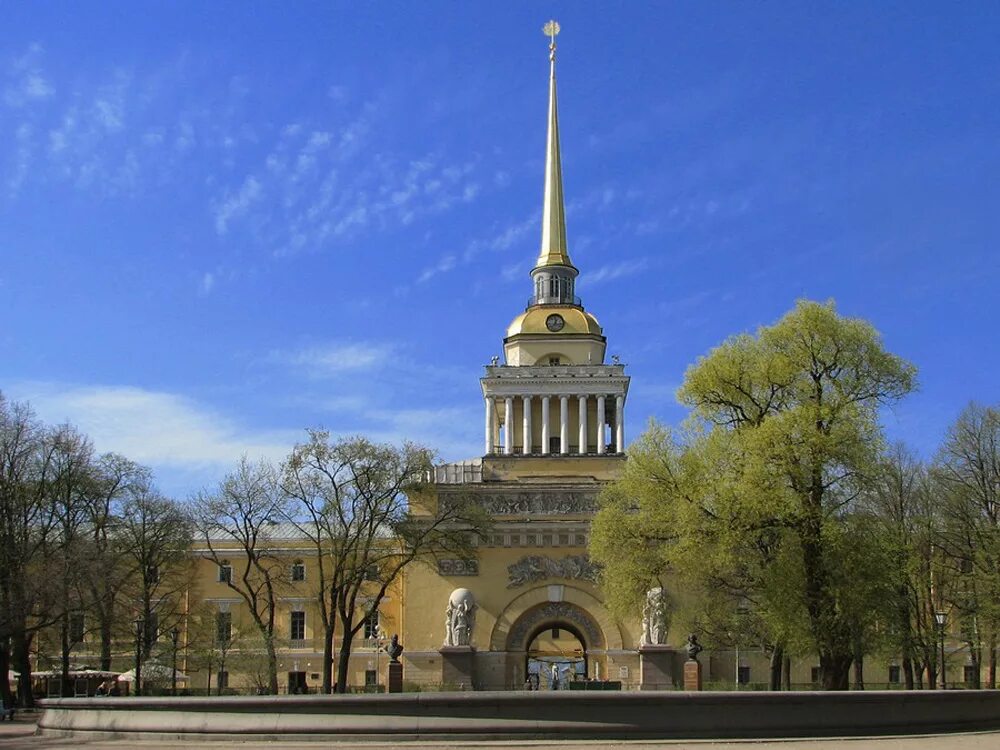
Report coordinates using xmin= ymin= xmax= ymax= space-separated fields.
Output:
xmin=12 ymin=629 xmax=34 ymax=708
xmin=768 ymin=645 xmax=783 ymax=691
xmin=903 ymin=655 xmax=914 ymax=690
xmin=60 ymin=618 xmax=71 ymax=697
xmin=335 ymin=631 xmax=355 ymax=694
xmin=988 ymin=637 xmax=997 ymax=689
xmin=783 ymin=655 xmax=791 ymax=691
xmin=98 ymin=606 xmax=114 ymax=671
xmin=966 ymin=642 xmax=980 ymax=689
xmin=0 ymin=645 xmax=13 ymax=708
xmin=322 ymin=625 xmax=334 ymax=694
xmin=820 ymin=651 xmax=852 ymax=691
xmin=852 ymin=648 xmax=864 ymax=690
xmin=265 ymin=636 xmax=279 ymax=695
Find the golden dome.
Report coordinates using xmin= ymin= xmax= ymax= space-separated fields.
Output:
xmin=506 ymin=306 xmax=603 ymax=338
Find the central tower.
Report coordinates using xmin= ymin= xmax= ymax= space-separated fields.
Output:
xmin=404 ymin=24 xmax=641 ymax=694
xmin=482 ymin=23 xmax=629 ymax=459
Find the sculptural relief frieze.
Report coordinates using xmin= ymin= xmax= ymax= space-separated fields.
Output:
xmin=437 ymin=558 xmax=479 ymax=576
xmin=479 ymin=492 xmax=597 ymax=516
xmin=507 ymin=554 xmax=600 ymax=588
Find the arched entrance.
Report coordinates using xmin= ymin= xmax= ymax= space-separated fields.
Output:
xmin=505 ymin=601 xmax=606 ymax=690
xmin=525 ymin=622 xmax=586 ymax=690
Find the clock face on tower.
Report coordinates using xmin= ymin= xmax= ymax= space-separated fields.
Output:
xmin=545 ymin=314 xmax=565 ymax=332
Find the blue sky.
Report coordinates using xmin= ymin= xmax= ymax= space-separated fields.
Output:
xmin=2 ymin=2 xmax=998 ymax=497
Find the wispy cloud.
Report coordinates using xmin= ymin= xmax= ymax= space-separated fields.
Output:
xmin=267 ymin=342 xmax=394 ymax=378
xmin=580 ymin=258 xmax=649 ymax=287
xmin=214 ymin=175 xmax=262 ymax=234
xmin=8 ymin=382 xmax=296 ymax=470
xmin=416 ymin=212 xmax=538 ymax=285
xmin=3 ymin=44 xmax=54 ymax=107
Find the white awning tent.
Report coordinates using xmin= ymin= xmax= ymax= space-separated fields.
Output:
xmin=117 ymin=664 xmax=188 ymax=683
xmin=30 ymin=668 xmax=119 ymax=679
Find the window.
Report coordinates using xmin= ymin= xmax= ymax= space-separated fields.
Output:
xmin=291 ymin=562 xmax=305 ymax=582
xmin=965 ymin=665 xmax=978 ymax=685
xmin=888 ymin=665 xmax=901 ymax=684
xmin=216 ymin=612 xmax=232 ymax=644
xmin=218 ymin=562 xmax=232 ymax=583
xmin=737 ymin=666 xmax=751 ymax=685
xmin=290 ymin=611 xmax=305 ymax=641
xmin=365 ymin=669 xmax=378 ymax=687
xmin=558 ymin=534 xmax=569 ymax=546
xmin=810 ymin=667 xmax=820 ymax=684
xmin=147 ymin=612 xmax=159 ymax=643
xmin=548 ymin=357 xmax=560 ymax=366
xmin=69 ymin=613 xmax=85 ymax=644
xmin=575 ymin=534 xmax=586 ymax=546
xmin=526 ymin=534 xmax=536 ymax=546
xmin=364 ymin=564 xmax=379 ymax=582
xmin=363 ymin=610 xmax=380 ymax=641
xmin=217 ymin=670 xmax=229 ymax=690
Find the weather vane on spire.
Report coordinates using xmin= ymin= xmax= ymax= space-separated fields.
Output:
xmin=543 ymin=19 xmax=560 ymax=60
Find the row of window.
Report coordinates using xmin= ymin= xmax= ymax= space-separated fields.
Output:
xmin=217 ymin=561 xmax=307 ymax=584
xmin=490 ymin=533 xmax=587 ymax=548
xmin=213 ymin=610 xmax=380 ymax=644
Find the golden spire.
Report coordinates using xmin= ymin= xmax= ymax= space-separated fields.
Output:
xmin=536 ymin=20 xmax=575 ymax=270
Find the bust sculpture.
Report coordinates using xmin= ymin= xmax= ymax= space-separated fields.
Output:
xmin=387 ymin=634 xmax=403 ymax=663
xmin=685 ymin=633 xmax=703 ymax=662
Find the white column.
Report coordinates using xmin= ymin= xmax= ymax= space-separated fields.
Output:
xmin=615 ymin=395 xmax=625 ymax=453
xmin=541 ymin=396 xmax=551 ymax=455
xmin=504 ymin=397 xmax=514 ymax=455
xmin=485 ymin=398 xmax=495 ymax=454
xmin=522 ymin=395 xmax=533 ymax=454
xmin=559 ymin=395 xmax=569 ymax=455
xmin=596 ymin=395 xmax=606 ymax=455
xmin=578 ymin=395 xmax=588 ymax=455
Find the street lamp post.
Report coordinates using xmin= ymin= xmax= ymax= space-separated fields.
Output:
xmin=374 ymin=627 xmax=385 ymax=693
xmin=171 ymin=627 xmax=180 ymax=697
xmin=132 ymin=617 xmax=143 ymax=697
xmin=935 ymin=611 xmax=947 ymax=690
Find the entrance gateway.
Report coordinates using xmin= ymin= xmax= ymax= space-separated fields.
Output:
xmin=509 ymin=600 xmax=606 ymax=689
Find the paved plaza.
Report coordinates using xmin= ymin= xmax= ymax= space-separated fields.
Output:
xmin=3 ymin=718 xmax=1000 ymax=750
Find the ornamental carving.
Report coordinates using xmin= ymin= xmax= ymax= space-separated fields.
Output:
xmin=507 ymin=601 xmax=604 ymax=650
xmin=438 ymin=559 xmax=479 ymax=576
xmin=507 ymin=554 xmax=600 ymax=588
xmin=480 ymin=492 xmax=597 ymax=516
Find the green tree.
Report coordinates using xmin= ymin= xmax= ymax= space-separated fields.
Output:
xmin=594 ymin=300 xmax=916 ymax=690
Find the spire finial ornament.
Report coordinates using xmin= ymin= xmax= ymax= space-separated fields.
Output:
xmin=543 ymin=19 xmax=560 ymax=61
xmin=536 ymin=19 xmax=574 ymax=272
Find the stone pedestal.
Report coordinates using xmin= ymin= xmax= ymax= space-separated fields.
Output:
xmin=439 ymin=646 xmax=476 ymax=690
xmin=388 ymin=662 xmax=403 ymax=693
xmin=683 ymin=659 xmax=702 ymax=691
xmin=639 ymin=645 xmax=676 ymax=690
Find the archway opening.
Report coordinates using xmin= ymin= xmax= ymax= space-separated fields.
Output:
xmin=525 ymin=622 xmax=586 ymax=691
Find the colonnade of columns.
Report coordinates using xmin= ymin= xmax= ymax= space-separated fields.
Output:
xmin=484 ymin=394 xmax=624 ymax=456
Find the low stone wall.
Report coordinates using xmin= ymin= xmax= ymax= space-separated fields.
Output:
xmin=38 ymin=690 xmax=1000 ymax=742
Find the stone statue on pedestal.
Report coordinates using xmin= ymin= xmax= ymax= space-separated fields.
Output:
xmin=641 ymin=587 xmax=669 ymax=646
xmin=444 ymin=588 xmax=477 ymax=647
